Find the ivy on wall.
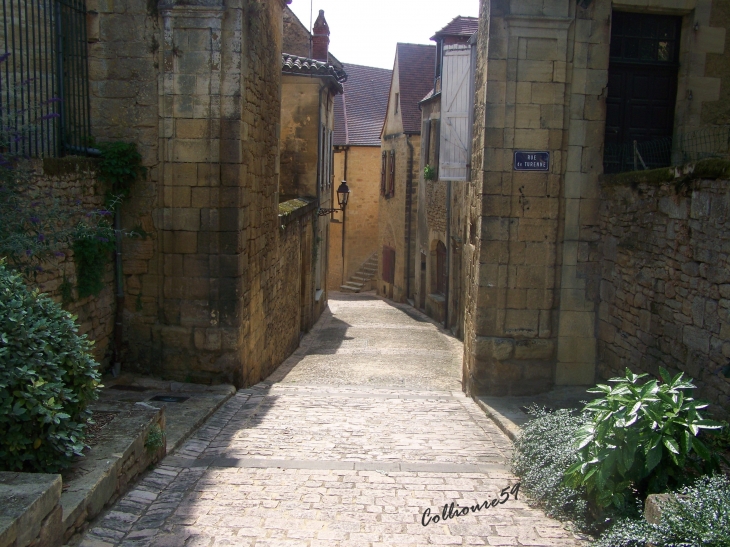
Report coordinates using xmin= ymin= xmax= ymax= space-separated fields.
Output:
xmin=71 ymin=142 xmax=145 ymax=299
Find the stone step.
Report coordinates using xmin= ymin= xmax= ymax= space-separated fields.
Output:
xmin=339 ymin=284 xmax=361 ymax=293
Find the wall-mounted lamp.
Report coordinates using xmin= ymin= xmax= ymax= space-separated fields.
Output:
xmin=687 ymin=89 xmax=694 ymax=101
xmin=694 ymin=22 xmax=700 ymax=31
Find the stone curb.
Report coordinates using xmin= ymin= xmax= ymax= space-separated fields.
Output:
xmin=473 ymin=397 xmax=526 ymax=443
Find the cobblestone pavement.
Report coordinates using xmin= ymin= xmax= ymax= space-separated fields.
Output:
xmin=80 ymin=293 xmax=587 ymax=547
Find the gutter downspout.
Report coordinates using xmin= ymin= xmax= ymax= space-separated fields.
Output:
xmin=112 ymin=206 xmax=124 ymax=376
xmin=445 ymin=180 xmax=451 ymax=329
xmin=406 ymin=135 xmax=414 ymax=302
xmin=342 ymin=146 xmax=348 ymax=286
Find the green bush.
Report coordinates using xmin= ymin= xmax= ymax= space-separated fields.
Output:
xmin=564 ymin=368 xmax=723 ymax=511
xmin=593 ymin=475 xmax=730 ymax=547
xmin=511 ymin=406 xmax=591 ymax=529
xmin=0 ymin=261 xmax=101 ymax=472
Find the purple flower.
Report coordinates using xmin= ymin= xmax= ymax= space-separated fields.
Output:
xmin=25 ymin=249 xmax=32 ymax=256
xmin=34 ymin=265 xmax=43 ymax=272
xmin=0 ymin=53 xmax=10 ymax=63
xmin=54 ymin=251 xmax=65 ymax=258
xmin=98 ymin=209 xmax=111 ymax=216
xmin=30 ymin=202 xmax=40 ymax=207
xmin=29 ymin=216 xmax=40 ymax=224
xmin=96 ymin=236 xmax=109 ymax=243
xmin=37 ymin=233 xmax=45 ymax=242
xmin=75 ymin=199 xmax=82 ymax=205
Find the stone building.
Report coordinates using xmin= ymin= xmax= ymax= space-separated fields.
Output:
xmin=377 ymin=43 xmax=436 ymax=302
xmin=329 ymin=63 xmax=392 ymax=292
xmin=415 ymin=17 xmax=479 ymax=333
xmin=463 ymin=0 xmax=730 ymax=398
xmin=1 ymin=0 xmax=344 ymax=388
xmin=280 ymin=10 xmax=347 ymax=331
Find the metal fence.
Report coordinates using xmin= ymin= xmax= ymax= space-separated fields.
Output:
xmin=604 ymin=125 xmax=730 ymax=174
xmin=1 ymin=0 xmax=91 ymax=158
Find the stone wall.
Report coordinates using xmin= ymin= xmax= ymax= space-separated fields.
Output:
xmin=25 ymin=158 xmax=115 ymax=369
xmin=328 ymin=146 xmax=381 ymax=289
xmin=377 ymin=134 xmax=420 ymax=302
xmin=598 ymin=164 xmax=730 ymax=417
xmin=84 ymin=0 xmax=296 ymax=387
xmin=463 ymin=0 xmax=728 ymax=397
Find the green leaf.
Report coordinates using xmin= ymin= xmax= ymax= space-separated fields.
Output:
xmin=692 ymin=437 xmax=711 ymax=460
xmin=663 ymin=437 xmax=680 ymax=455
xmin=646 ymin=443 xmax=662 ymax=473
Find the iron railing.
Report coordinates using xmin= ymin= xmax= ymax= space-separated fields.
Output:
xmin=604 ymin=125 xmax=730 ymax=174
xmin=1 ymin=0 xmax=92 ymax=158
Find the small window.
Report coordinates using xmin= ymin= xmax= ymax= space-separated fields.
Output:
xmin=395 ymin=93 xmax=399 ymax=114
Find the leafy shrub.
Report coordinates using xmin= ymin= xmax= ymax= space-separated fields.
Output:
xmin=512 ymin=406 xmax=591 ymax=528
xmin=593 ymin=475 xmax=730 ymax=547
xmin=564 ymin=368 xmax=723 ymax=511
xmin=0 ymin=261 xmax=101 ymax=472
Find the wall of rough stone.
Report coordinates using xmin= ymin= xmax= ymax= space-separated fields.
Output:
xmin=22 ymin=158 xmax=115 ymax=369
xmin=328 ymin=146 xmax=381 ymax=289
xmin=377 ymin=134 xmax=420 ymax=302
xmin=598 ymin=167 xmax=730 ymax=417
xmin=84 ymin=0 xmax=296 ymax=387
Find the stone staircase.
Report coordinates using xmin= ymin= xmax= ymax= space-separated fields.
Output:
xmin=339 ymin=252 xmax=378 ymax=293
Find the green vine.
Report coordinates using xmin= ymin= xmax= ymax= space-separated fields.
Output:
xmin=97 ymin=141 xmax=146 ymax=204
xmin=71 ymin=142 xmax=144 ymax=298
xmin=424 ymin=164 xmax=436 ymax=181
xmin=60 ymin=273 xmax=74 ymax=305
xmin=73 ymin=237 xmax=115 ymax=298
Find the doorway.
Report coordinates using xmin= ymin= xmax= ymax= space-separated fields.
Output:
xmin=604 ymin=11 xmax=681 ymax=173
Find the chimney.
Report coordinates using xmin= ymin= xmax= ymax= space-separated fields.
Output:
xmin=312 ymin=10 xmax=330 ymax=62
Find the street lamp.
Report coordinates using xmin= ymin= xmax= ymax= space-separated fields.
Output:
xmin=317 ymin=180 xmax=350 ymax=216
xmin=316 ymin=181 xmax=350 ymax=286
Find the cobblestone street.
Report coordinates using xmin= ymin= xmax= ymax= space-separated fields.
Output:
xmin=81 ymin=293 xmax=586 ymax=547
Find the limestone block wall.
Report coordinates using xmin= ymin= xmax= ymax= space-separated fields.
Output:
xmin=464 ymin=0 xmax=728 ymax=397
xmin=328 ymin=146 xmax=381 ymax=289
xmin=84 ymin=0 xmax=292 ymax=386
xmin=23 ymin=158 xmax=115 ymax=369
xmin=598 ymin=169 xmax=730 ymax=417
xmin=377 ymin=134 xmax=420 ymax=302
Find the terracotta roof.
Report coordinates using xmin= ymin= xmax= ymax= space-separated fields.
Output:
xmin=393 ymin=43 xmax=436 ymax=135
xmin=431 ymin=16 xmax=479 ymax=40
xmin=281 ymin=53 xmax=347 ymax=92
xmin=334 ymin=63 xmax=392 ymax=147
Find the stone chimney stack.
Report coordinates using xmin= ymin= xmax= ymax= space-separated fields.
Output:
xmin=312 ymin=10 xmax=330 ymax=62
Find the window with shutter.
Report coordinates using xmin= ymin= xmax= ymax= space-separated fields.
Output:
xmin=380 ymin=151 xmax=387 ymax=196
xmin=439 ymin=44 xmax=474 ymax=181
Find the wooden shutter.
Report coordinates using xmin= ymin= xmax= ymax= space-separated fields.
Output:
xmin=439 ymin=44 xmax=473 ymax=181
xmin=382 ymin=246 xmax=395 ymax=284
xmin=380 ymin=151 xmax=387 ymax=195
xmin=388 ymin=150 xmax=395 ymax=197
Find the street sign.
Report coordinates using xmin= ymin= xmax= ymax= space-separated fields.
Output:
xmin=513 ymin=151 xmax=550 ymax=172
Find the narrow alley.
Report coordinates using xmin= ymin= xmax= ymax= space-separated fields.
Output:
xmin=80 ymin=293 xmax=585 ymax=547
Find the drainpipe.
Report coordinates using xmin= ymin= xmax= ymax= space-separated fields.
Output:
xmin=342 ymin=146 xmax=348 ymax=285
xmin=406 ymin=136 xmax=414 ymax=301
xmin=445 ymin=180 xmax=451 ymax=329
xmin=112 ymin=206 xmax=124 ymax=376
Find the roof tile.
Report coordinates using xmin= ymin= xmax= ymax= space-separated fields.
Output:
xmin=395 ymin=43 xmax=436 ymax=135
xmin=334 ymin=63 xmax=392 ymax=146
